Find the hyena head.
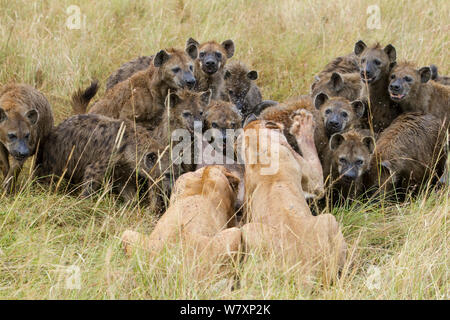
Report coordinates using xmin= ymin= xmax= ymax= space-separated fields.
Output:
xmin=0 ymin=106 xmax=39 ymax=161
xmin=311 ymin=72 xmax=360 ymax=101
xmin=314 ymin=92 xmax=364 ymax=136
xmin=354 ymin=40 xmax=396 ymax=84
xmin=153 ymin=47 xmax=198 ymax=90
xmin=329 ymin=129 xmax=375 ymax=185
xmin=204 ymin=100 xmax=243 ymax=148
xmin=223 ymin=61 xmax=258 ymax=112
xmin=166 ymin=89 xmax=212 ymax=134
xmin=186 ymin=38 xmax=235 ymax=75
xmin=122 ymin=130 xmax=174 ymax=195
xmin=388 ymin=62 xmax=431 ymax=103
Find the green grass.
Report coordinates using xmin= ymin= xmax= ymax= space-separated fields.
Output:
xmin=0 ymin=0 xmax=448 ymax=299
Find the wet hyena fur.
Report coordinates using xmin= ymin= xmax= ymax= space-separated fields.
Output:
xmin=34 ymin=114 xmax=174 ymax=204
xmin=186 ymin=38 xmax=235 ymax=100
xmin=222 ymin=60 xmax=263 ymax=118
xmin=106 ymin=55 xmax=154 ymax=91
xmin=0 ymin=84 xmax=54 ymax=192
xmin=354 ymin=40 xmax=401 ymax=133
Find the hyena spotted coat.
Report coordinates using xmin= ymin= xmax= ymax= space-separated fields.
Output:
xmin=0 ymin=84 xmax=54 ymax=192
xmin=72 ymin=47 xmax=198 ymax=130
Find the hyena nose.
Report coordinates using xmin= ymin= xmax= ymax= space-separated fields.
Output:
xmin=389 ymin=84 xmax=400 ymax=91
xmin=205 ymin=60 xmax=216 ymax=67
xmin=343 ymin=169 xmax=358 ymax=180
xmin=329 ymin=120 xmax=340 ymax=127
xmin=186 ymin=78 xmax=196 ymax=89
xmin=361 ymin=71 xmax=372 ymax=78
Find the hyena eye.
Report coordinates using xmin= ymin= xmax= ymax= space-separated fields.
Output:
xmin=199 ymin=52 xmax=205 ymax=58
xmin=228 ymin=89 xmax=234 ymax=95
xmin=189 ymin=65 xmax=194 ymax=71
xmin=24 ymin=133 xmax=30 ymax=140
xmin=339 ymin=158 xmax=347 ymax=165
xmin=230 ymin=122 xmax=236 ymax=127
xmin=361 ymin=58 xmax=366 ymax=63
xmin=390 ymin=74 xmax=396 ymax=79
xmin=8 ymin=133 xmax=17 ymax=140
xmin=215 ymin=52 xmax=222 ymax=59
xmin=355 ymin=159 xmax=363 ymax=166
xmin=405 ymin=76 xmax=413 ymax=82
xmin=325 ymin=109 xmax=331 ymax=115
xmin=212 ymin=122 xmax=219 ymax=128
xmin=374 ymin=59 xmax=381 ymax=66
xmin=341 ymin=112 xmax=348 ymax=118
xmin=182 ymin=111 xmax=192 ymax=118
xmin=172 ymin=67 xmax=181 ymax=73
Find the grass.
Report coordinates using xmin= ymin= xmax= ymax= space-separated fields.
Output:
xmin=0 ymin=0 xmax=448 ymax=299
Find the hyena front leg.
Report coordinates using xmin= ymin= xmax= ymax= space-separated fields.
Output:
xmin=2 ymin=157 xmax=25 ymax=193
xmin=80 ymin=162 xmax=109 ymax=198
xmin=0 ymin=144 xmax=9 ymax=179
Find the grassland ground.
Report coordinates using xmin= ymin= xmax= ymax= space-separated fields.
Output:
xmin=0 ymin=0 xmax=448 ymax=299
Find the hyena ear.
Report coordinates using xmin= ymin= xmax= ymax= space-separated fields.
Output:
xmin=247 ymin=70 xmax=258 ymax=80
xmin=388 ymin=61 xmax=397 ymax=71
xmin=145 ymin=152 xmax=158 ymax=169
xmin=0 ymin=107 xmax=7 ymax=123
xmin=185 ymin=44 xmax=198 ymax=60
xmin=329 ymin=133 xmax=344 ymax=151
xmin=243 ymin=113 xmax=258 ymax=127
xmin=25 ymin=109 xmax=39 ymax=125
xmin=351 ymin=100 xmax=365 ymax=118
xmin=362 ymin=136 xmax=376 ymax=154
xmin=430 ymin=64 xmax=438 ymax=80
xmin=314 ymin=92 xmax=329 ymax=110
xmin=330 ymin=72 xmax=344 ymax=91
xmin=224 ymin=70 xmax=231 ymax=80
xmin=167 ymin=91 xmax=181 ymax=108
xmin=186 ymin=37 xmax=200 ymax=48
xmin=200 ymin=89 xmax=212 ymax=106
xmin=354 ymin=40 xmax=367 ymax=56
xmin=419 ymin=66 xmax=431 ymax=83
xmin=383 ymin=44 xmax=396 ymax=63
xmin=221 ymin=40 xmax=235 ymax=59
xmin=154 ymin=50 xmax=171 ymax=67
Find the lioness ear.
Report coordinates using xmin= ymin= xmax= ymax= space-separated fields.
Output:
xmin=247 ymin=70 xmax=258 ymax=80
xmin=265 ymin=121 xmax=284 ymax=131
xmin=200 ymin=89 xmax=212 ymax=106
xmin=243 ymin=113 xmax=258 ymax=127
xmin=154 ymin=50 xmax=171 ymax=67
xmin=354 ymin=40 xmax=367 ymax=56
xmin=419 ymin=66 xmax=431 ymax=83
xmin=145 ymin=152 xmax=158 ymax=169
xmin=383 ymin=44 xmax=396 ymax=63
xmin=224 ymin=70 xmax=231 ymax=80
xmin=351 ymin=100 xmax=365 ymax=118
xmin=314 ymin=92 xmax=329 ymax=110
xmin=185 ymin=44 xmax=198 ymax=60
xmin=221 ymin=40 xmax=235 ymax=59
xmin=330 ymin=72 xmax=344 ymax=91
xmin=329 ymin=133 xmax=344 ymax=151
xmin=362 ymin=136 xmax=376 ymax=154
xmin=26 ymin=109 xmax=39 ymax=125
xmin=0 ymin=107 xmax=7 ymax=123
xmin=223 ymin=169 xmax=240 ymax=194
xmin=167 ymin=91 xmax=181 ymax=108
